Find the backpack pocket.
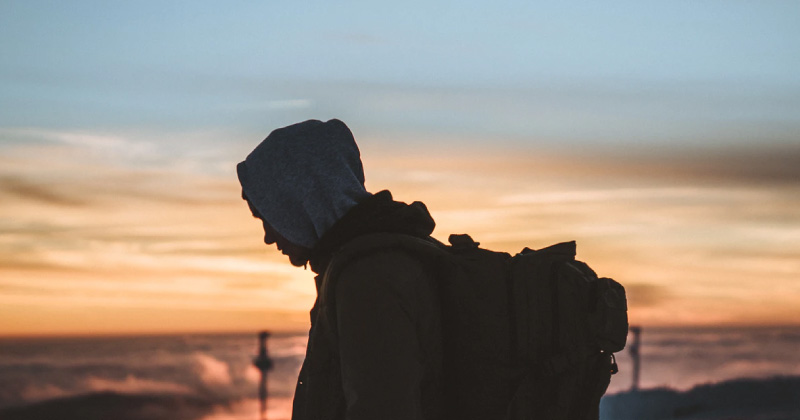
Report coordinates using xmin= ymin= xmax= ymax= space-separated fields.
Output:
xmin=592 ymin=277 xmax=628 ymax=353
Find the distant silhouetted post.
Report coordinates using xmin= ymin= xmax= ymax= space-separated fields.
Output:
xmin=253 ymin=331 xmax=274 ymax=420
xmin=629 ymin=326 xmax=642 ymax=392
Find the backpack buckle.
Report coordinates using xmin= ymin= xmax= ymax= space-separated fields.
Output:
xmin=609 ymin=353 xmax=619 ymax=375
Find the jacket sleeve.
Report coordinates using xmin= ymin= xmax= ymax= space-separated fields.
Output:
xmin=334 ymin=250 xmax=438 ymax=420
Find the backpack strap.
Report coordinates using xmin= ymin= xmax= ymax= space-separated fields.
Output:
xmin=317 ymin=233 xmax=448 ymax=348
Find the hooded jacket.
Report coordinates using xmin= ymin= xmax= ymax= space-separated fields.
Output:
xmin=237 ymin=119 xmax=442 ymax=420
xmin=293 ymin=190 xmax=443 ymax=420
xmin=237 ymin=119 xmax=371 ymax=249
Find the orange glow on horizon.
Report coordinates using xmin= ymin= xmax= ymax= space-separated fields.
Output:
xmin=2 ymin=139 xmax=799 ymax=336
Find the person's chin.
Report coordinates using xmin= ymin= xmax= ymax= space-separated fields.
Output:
xmin=288 ymin=255 xmax=307 ymax=267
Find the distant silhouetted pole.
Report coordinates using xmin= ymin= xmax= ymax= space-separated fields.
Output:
xmin=629 ymin=326 xmax=642 ymax=392
xmin=253 ymin=331 xmax=274 ymax=420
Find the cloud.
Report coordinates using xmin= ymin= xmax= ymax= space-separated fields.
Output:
xmin=194 ymin=353 xmax=232 ymax=387
xmin=498 ymin=187 xmax=711 ymax=206
xmin=564 ymin=142 xmax=800 ymax=186
xmin=266 ymin=99 xmax=313 ymax=110
xmin=85 ymin=375 xmax=192 ymax=395
xmin=625 ymin=283 xmax=672 ymax=308
xmin=243 ymin=365 xmax=262 ymax=384
xmin=0 ymin=127 xmax=157 ymax=160
xmin=20 ymin=383 xmax=71 ymax=402
xmin=0 ymin=147 xmax=238 ymax=213
xmin=17 ymin=375 xmax=192 ymax=405
xmin=367 ymin=139 xmax=800 ymax=194
xmin=0 ymin=176 xmax=87 ymax=206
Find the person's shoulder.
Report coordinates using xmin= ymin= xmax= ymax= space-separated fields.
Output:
xmin=340 ymin=247 xmax=431 ymax=284
xmin=325 ymin=234 xmax=440 ymax=304
xmin=334 ymin=248 xmax=437 ymax=321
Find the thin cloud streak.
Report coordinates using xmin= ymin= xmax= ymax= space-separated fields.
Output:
xmin=266 ymin=99 xmax=314 ymax=110
xmin=0 ymin=176 xmax=87 ymax=207
xmin=572 ymin=144 xmax=800 ymax=186
xmin=497 ymin=187 xmax=746 ymax=206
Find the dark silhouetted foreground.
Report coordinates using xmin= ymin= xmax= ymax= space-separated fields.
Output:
xmin=253 ymin=331 xmax=274 ymax=420
xmin=600 ymin=376 xmax=800 ymax=420
xmin=3 ymin=376 xmax=798 ymax=420
xmin=0 ymin=392 xmax=219 ymax=420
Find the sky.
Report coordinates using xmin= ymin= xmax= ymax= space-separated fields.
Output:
xmin=1 ymin=1 xmax=799 ymax=336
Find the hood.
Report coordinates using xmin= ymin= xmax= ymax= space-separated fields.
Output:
xmin=237 ymin=119 xmax=371 ymax=249
xmin=309 ymin=190 xmax=436 ymax=273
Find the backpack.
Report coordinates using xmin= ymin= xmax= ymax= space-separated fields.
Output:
xmin=320 ymin=232 xmax=628 ymax=420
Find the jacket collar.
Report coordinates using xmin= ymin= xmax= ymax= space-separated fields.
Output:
xmin=308 ymin=190 xmax=435 ymax=276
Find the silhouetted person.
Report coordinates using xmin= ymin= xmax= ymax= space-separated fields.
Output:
xmin=238 ymin=120 xmax=440 ymax=420
xmin=253 ymin=331 xmax=274 ymax=419
xmin=629 ymin=326 xmax=642 ymax=392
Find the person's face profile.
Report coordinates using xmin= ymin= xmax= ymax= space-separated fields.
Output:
xmin=243 ymin=192 xmax=310 ymax=267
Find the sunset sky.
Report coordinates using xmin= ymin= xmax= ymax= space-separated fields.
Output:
xmin=1 ymin=1 xmax=799 ymax=336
